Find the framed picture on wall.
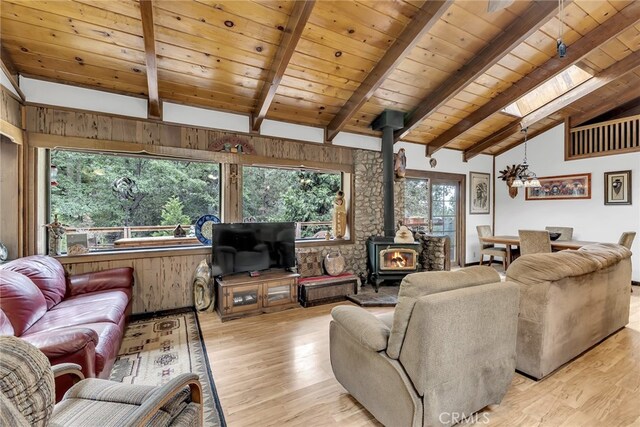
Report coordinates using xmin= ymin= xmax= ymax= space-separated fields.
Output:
xmin=604 ymin=170 xmax=632 ymax=205
xmin=525 ymin=173 xmax=591 ymax=200
xmin=469 ymin=172 xmax=490 ymax=214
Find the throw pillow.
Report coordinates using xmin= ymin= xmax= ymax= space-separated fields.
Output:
xmin=296 ymin=250 xmax=323 ymax=278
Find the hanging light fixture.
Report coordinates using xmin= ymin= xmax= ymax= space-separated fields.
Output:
xmin=511 ymin=127 xmax=541 ymax=188
xmin=557 ymin=0 xmax=567 ymax=58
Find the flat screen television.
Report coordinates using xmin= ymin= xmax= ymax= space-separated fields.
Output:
xmin=211 ymin=222 xmax=296 ymax=277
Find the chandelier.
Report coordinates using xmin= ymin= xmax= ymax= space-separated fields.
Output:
xmin=511 ymin=127 xmax=541 ymax=188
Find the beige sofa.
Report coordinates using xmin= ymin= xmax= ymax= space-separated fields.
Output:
xmin=330 ymin=267 xmax=520 ymax=427
xmin=507 ymin=243 xmax=632 ymax=380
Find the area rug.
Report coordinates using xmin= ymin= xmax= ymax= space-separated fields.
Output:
xmin=347 ymin=284 xmax=399 ymax=306
xmin=110 ymin=309 xmax=225 ymax=426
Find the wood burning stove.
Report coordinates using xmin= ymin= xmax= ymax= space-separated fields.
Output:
xmin=367 ymin=236 xmax=420 ymax=291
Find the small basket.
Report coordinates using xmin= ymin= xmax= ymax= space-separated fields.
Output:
xmin=324 ymin=251 xmax=346 ymax=276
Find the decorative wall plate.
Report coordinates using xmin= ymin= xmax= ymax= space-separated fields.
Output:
xmin=194 ymin=214 xmax=221 ymax=245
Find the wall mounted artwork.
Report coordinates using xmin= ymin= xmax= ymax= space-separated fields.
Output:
xmin=469 ymin=172 xmax=490 ymax=214
xmin=604 ymin=170 xmax=632 ymax=205
xmin=525 ymin=173 xmax=591 ymax=201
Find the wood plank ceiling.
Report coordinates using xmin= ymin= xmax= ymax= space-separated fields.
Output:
xmin=1 ymin=0 xmax=639 ymax=156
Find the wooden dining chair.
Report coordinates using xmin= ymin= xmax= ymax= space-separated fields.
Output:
xmin=618 ymin=232 xmax=636 ymax=249
xmin=519 ymin=230 xmax=552 ymax=255
xmin=476 ymin=225 xmax=508 ymax=269
xmin=545 ymin=226 xmax=573 ymax=241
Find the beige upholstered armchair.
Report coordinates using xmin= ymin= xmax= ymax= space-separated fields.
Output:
xmin=330 ymin=267 xmax=520 ymax=426
xmin=0 ymin=336 xmax=203 ymax=427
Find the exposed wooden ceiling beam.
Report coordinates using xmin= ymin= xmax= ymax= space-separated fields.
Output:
xmin=140 ymin=0 xmax=161 ymax=120
xmin=252 ymin=0 xmax=316 ymax=132
xmin=572 ymin=94 xmax=640 ymax=126
xmin=463 ymin=50 xmax=640 ymax=161
xmin=492 ymin=120 xmax=562 ymax=157
xmin=324 ymin=0 xmax=452 ymax=142
xmin=1 ymin=45 xmax=25 ymax=101
xmin=393 ymin=0 xmax=560 ymax=144
xmin=463 ymin=121 xmax=520 ymax=162
xmin=426 ymin=1 xmax=640 ymax=156
xmin=522 ymin=51 xmax=640 ymax=127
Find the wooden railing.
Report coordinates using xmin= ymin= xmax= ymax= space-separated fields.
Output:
xmin=64 ymin=221 xmax=332 ymax=250
xmin=568 ymin=114 xmax=640 ymax=159
xmin=295 ymin=221 xmax=331 ymax=239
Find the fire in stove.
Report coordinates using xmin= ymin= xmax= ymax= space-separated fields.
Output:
xmin=390 ymin=251 xmax=406 ymax=268
xmin=379 ymin=247 xmax=417 ymax=271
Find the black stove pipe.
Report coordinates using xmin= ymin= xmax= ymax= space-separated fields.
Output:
xmin=381 ymin=127 xmax=395 ymax=238
xmin=371 ymin=110 xmax=405 ymax=238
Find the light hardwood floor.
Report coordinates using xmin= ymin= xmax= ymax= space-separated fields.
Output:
xmin=198 ymin=290 xmax=640 ymax=426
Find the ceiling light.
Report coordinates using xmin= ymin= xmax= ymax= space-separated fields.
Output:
xmin=557 ymin=0 xmax=567 ymax=58
xmin=510 ymin=127 xmax=541 ymax=189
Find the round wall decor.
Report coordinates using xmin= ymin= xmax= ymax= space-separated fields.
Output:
xmin=195 ymin=214 xmax=221 ymax=245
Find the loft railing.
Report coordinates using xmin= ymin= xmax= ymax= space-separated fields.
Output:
xmin=568 ymin=114 xmax=640 ymax=160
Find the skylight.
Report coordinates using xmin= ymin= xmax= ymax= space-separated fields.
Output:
xmin=502 ymin=65 xmax=593 ymax=117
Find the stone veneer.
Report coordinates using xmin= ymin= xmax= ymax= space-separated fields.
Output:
xmin=414 ymin=233 xmax=450 ymax=271
xmin=307 ymin=149 xmax=408 ymax=282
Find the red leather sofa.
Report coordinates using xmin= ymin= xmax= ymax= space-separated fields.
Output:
xmin=0 ymin=255 xmax=133 ymax=391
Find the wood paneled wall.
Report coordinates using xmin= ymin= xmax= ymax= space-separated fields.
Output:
xmin=61 ymin=249 xmax=210 ymax=314
xmin=25 ymin=106 xmax=353 ymax=167
xmin=0 ymin=136 xmax=20 ymax=258
xmin=24 ymin=104 xmax=356 ymax=314
xmin=1 ymin=88 xmax=21 ymax=127
xmin=0 ymin=87 xmax=23 ymax=258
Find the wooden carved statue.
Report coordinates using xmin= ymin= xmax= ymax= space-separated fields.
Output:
xmin=332 ymin=191 xmax=347 ymax=239
xmin=394 ymin=148 xmax=407 ymax=179
xmin=45 ymin=214 xmax=65 ymax=256
xmin=498 ymin=164 xmax=523 ymax=199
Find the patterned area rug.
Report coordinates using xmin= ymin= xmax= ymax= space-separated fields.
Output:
xmin=110 ymin=309 xmax=225 ymax=426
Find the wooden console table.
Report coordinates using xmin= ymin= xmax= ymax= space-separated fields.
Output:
xmin=216 ymin=270 xmax=300 ymax=322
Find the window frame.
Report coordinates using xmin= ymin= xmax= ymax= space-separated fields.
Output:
xmin=239 ymin=163 xmax=353 ymax=245
xmin=46 ymin=148 xmax=222 ymax=254
xmin=43 ymin=148 xmax=355 ymax=258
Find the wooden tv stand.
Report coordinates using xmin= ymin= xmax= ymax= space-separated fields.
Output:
xmin=215 ymin=270 xmax=300 ymax=322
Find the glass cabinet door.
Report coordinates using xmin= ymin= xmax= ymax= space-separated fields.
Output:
xmin=263 ymin=280 xmax=293 ymax=307
xmin=224 ymin=284 xmax=261 ymax=313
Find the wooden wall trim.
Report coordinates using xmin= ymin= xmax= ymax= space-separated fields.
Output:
xmin=24 ymin=102 xmax=363 ymax=153
xmin=0 ymin=119 xmax=23 ymax=144
xmin=25 ymin=106 xmax=355 ymax=169
xmin=56 ymin=246 xmax=211 ymax=265
xmin=28 ymin=132 xmax=353 ymax=173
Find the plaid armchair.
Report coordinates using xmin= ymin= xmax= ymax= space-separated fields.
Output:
xmin=0 ymin=336 xmax=203 ymax=426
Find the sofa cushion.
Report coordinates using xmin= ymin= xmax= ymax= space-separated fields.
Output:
xmin=506 ymin=243 xmax=632 ymax=285
xmin=52 ymin=288 xmax=131 ymax=314
xmin=0 ymin=270 xmax=47 ymax=336
xmin=0 ymin=310 xmax=15 ymax=336
xmin=1 ymin=256 xmax=66 ymax=309
xmin=23 ymin=289 xmax=130 ymax=335
xmin=386 ymin=266 xmax=501 ymax=359
xmin=81 ymin=322 xmax=124 ymax=376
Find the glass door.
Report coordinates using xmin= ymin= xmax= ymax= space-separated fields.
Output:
xmin=404 ymin=178 xmax=430 ymax=231
xmin=404 ymin=172 xmax=465 ymax=266
xmin=431 ymin=181 xmax=459 ymax=265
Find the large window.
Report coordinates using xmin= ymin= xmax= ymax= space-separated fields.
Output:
xmin=50 ymin=150 xmax=220 ymax=252
xmin=242 ymin=166 xmax=342 ymax=239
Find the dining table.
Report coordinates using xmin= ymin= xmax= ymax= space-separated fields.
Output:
xmin=481 ymin=235 xmax=600 ymax=268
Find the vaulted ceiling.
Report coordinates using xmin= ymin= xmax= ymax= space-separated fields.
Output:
xmin=1 ymin=0 xmax=639 ymax=156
